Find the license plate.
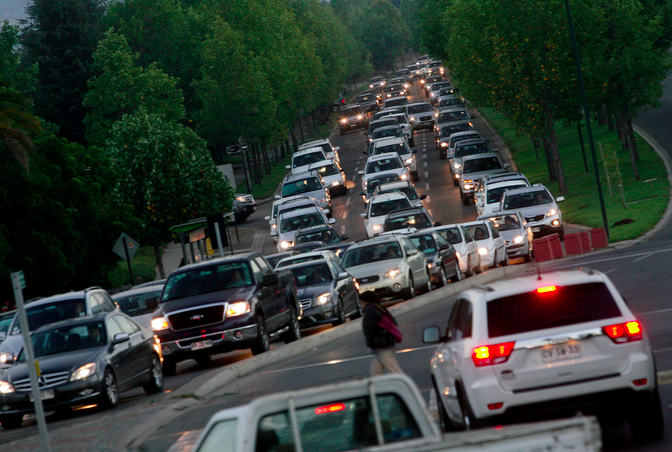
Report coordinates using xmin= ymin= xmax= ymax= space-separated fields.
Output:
xmin=29 ymin=389 xmax=54 ymax=402
xmin=532 ymin=227 xmax=541 ymax=232
xmin=542 ymin=343 xmax=581 ymax=363
xmin=190 ymin=340 xmax=212 ymax=351
xmin=359 ymin=285 xmax=376 ymax=293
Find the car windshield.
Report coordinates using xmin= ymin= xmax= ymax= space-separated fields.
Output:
xmin=436 ymin=227 xmax=462 ymax=244
xmin=462 ymin=156 xmax=502 ymax=174
xmin=370 ymin=198 xmax=411 ymax=217
xmin=26 ymin=321 xmax=107 ymax=359
xmin=287 ymin=264 xmax=332 ymax=287
xmin=464 ymin=224 xmax=490 ymax=241
xmin=407 ymin=104 xmax=433 ymax=114
xmin=372 ymin=128 xmax=403 ymax=141
xmin=296 ymin=229 xmax=340 ymax=245
xmin=385 ymin=98 xmax=408 ymax=107
xmin=385 ymin=213 xmax=432 ymax=231
xmin=438 ymin=110 xmax=469 ymax=123
xmin=366 ymin=158 xmax=402 ymax=174
xmin=20 ymin=298 xmax=88 ymax=333
xmin=366 ymin=174 xmax=401 ymax=195
xmin=370 ymin=77 xmax=383 ymax=83
xmin=312 ymin=163 xmax=339 ymax=177
xmin=277 ymin=256 xmax=323 ymax=268
xmin=410 ymin=235 xmax=437 ymax=254
xmin=278 ymin=202 xmax=314 ymax=218
xmin=488 ymin=214 xmax=522 ymax=231
xmin=114 ymin=288 xmax=162 ymax=317
xmin=438 ymin=98 xmax=462 ymax=108
xmin=293 ymin=152 xmax=324 ymax=168
xmin=486 ymin=182 xmax=527 ymax=204
xmin=162 ymin=262 xmax=253 ymax=302
xmin=280 ymin=212 xmax=325 ymax=233
xmin=282 ymin=177 xmax=323 ymax=197
xmin=440 ymin=124 xmax=471 ymax=138
xmin=342 ymin=242 xmax=403 ymax=267
xmin=450 ymin=134 xmax=480 ymax=148
xmin=369 ymin=120 xmax=397 ymax=134
xmin=380 ymin=186 xmax=418 ymax=201
xmin=503 ymin=190 xmax=553 ymax=209
xmin=439 ymin=87 xmax=458 ymax=96
xmin=358 ymin=94 xmax=375 ymax=102
xmin=342 ymin=107 xmax=363 ymax=117
xmin=374 ymin=142 xmax=409 ymax=157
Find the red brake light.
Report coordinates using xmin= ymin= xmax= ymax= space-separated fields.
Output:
xmin=603 ymin=321 xmax=642 ymax=343
xmin=472 ymin=342 xmax=515 ymax=367
xmin=315 ymin=403 xmax=345 ymax=414
xmin=536 ymin=285 xmax=557 ymax=294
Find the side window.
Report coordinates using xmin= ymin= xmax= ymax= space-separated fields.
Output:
xmin=454 ymin=300 xmax=473 ymax=340
xmin=401 ymin=238 xmax=415 ymax=254
xmin=461 ymin=226 xmax=473 ymax=242
xmin=249 ymin=260 xmax=264 ymax=284
xmin=89 ymin=294 xmax=104 ymax=315
xmin=113 ymin=315 xmax=141 ymax=335
xmin=101 ymin=293 xmax=116 ymax=312
xmin=254 ymin=257 xmax=273 ymax=275
xmin=106 ymin=317 xmax=123 ymax=341
xmin=488 ymin=222 xmax=500 ymax=238
xmin=445 ymin=300 xmax=462 ymax=342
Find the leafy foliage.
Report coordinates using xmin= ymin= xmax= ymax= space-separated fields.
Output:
xmin=0 ymin=21 xmax=37 ymax=93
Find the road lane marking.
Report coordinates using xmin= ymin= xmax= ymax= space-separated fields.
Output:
xmin=341 ymin=225 xmax=346 ymax=235
xmin=165 ymin=430 xmax=202 ymax=452
xmin=632 ymin=253 xmax=653 ymax=263
xmin=425 ymin=183 xmax=430 ymax=190
xmin=423 ymin=161 xmax=427 ymax=168
xmin=424 ymin=171 xmax=429 ymax=179
xmin=343 ymin=211 xmax=348 ymax=219
xmin=346 ymin=197 xmax=351 ymax=206
xmin=658 ymin=370 xmax=672 ymax=385
xmin=603 ymin=269 xmax=615 ymax=274
xmin=354 ymin=166 xmax=358 ymax=172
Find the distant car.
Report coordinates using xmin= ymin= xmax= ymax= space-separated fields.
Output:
xmin=475 ymin=173 xmax=531 ymax=217
xmin=427 ymin=81 xmax=453 ymax=102
xmin=435 ymin=121 xmax=474 ymax=154
xmin=267 ymin=196 xmax=328 ymax=233
xmin=373 ymin=108 xmax=403 ymax=122
xmin=423 ymin=269 xmax=662 ymax=440
xmin=286 ymin=147 xmax=329 ymax=174
xmin=436 ymin=95 xmax=465 ymax=109
xmin=358 ymin=171 xmax=402 ymax=204
xmin=499 ymin=185 xmax=565 ymax=239
xmin=429 ymin=224 xmax=482 ymax=276
xmin=341 ymin=235 xmax=431 ymax=300
xmin=383 ymin=84 xmax=407 ymax=99
xmin=357 ymin=91 xmax=379 ymax=113
xmin=389 ymin=76 xmax=411 ymax=89
xmin=442 ymin=130 xmax=482 ymax=162
xmin=275 ymin=206 xmax=335 ymax=253
xmin=331 ymin=93 xmax=346 ymax=112
xmin=298 ymin=139 xmax=341 ymax=167
xmin=434 ymin=107 xmax=472 ymax=141
xmin=404 ymin=102 xmax=436 ymax=133
xmin=478 ymin=210 xmax=533 ymax=263
xmin=451 ymin=138 xmax=497 ymax=185
xmin=369 ymin=76 xmax=386 ymax=90
xmin=112 ymin=283 xmax=164 ymax=329
xmin=461 ymin=220 xmax=508 ymax=268
xmin=264 ymin=251 xmax=299 ymax=269
xmin=370 ymin=137 xmax=418 ymax=181
xmin=458 ymin=154 xmax=509 ymax=205
xmin=284 ymin=260 xmax=360 ymax=328
xmin=234 ymin=193 xmax=257 ymax=224
xmin=388 ymin=112 xmax=414 ymax=146
xmin=294 ymin=224 xmax=348 ymax=247
xmin=359 ymin=153 xmax=410 ymax=192
xmin=275 ymin=250 xmax=341 ymax=269
xmin=279 ymin=171 xmax=331 ymax=211
xmin=382 ymin=207 xmax=439 ymax=235
xmin=368 ymin=125 xmax=405 ymax=144
xmin=361 ymin=192 xmax=413 ymax=238
xmin=374 ymin=180 xmax=426 ymax=208
xmin=366 ymin=117 xmax=400 ymax=143
xmin=408 ymin=230 xmax=461 ymax=287
xmin=339 ymin=104 xmax=368 ymax=135
xmin=421 ymin=75 xmax=443 ymax=92
xmin=0 ymin=312 xmax=163 ymax=429
xmin=308 ymin=159 xmax=347 ymax=197
xmin=289 ymin=241 xmax=326 ymax=254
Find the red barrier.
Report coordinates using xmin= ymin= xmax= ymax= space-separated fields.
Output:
xmin=579 ymin=231 xmax=592 ymax=253
xmin=547 ymin=233 xmax=565 ymax=259
xmin=563 ymin=232 xmax=583 ymax=256
xmin=532 ymin=236 xmax=554 ymax=262
xmin=590 ymin=228 xmax=608 ymax=249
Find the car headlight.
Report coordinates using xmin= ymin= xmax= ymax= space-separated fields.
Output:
xmin=427 ymin=263 xmax=434 ymax=269
xmin=369 ymin=84 xmax=374 ymax=88
xmin=384 ymin=268 xmax=402 ymax=279
xmin=357 ymin=114 xmax=363 ymax=120
xmin=478 ymin=247 xmax=489 ymax=255
xmin=463 ymin=183 xmax=473 ymax=190
xmin=227 ymin=301 xmax=251 ymax=317
xmin=235 ymin=196 xmax=246 ymax=202
xmin=372 ymin=224 xmax=382 ymax=231
xmin=434 ymin=112 xmax=439 ymax=117
xmin=453 ymin=163 xmax=461 ymax=170
xmin=272 ymin=224 xmax=277 ymax=230
xmin=440 ymin=142 xmax=448 ymax=147
xmin=455 ymin=251 xmax=461 ymax=258
xmin=316 ymin=293 xmax=332 ymax=305
xmin=409 ymin=116 xmax=416 ymax=122
xmin=331 ymin=181 xmax=341 ymax=186
xmin=0 ymin=352 xmax=14 ymax=364
xmin=151 ymin=317 xmax=169 ymax=331
xmin=70 ymin=362 xmax=96 ymax=381
xmin=280 ymin=240 xmax=294 ymax=249
xmin=513 ymin=236 xmax=524 ymax=244
xmin=404 ymin=158 xmax=414 ymax=165
xmin=340 ymin=118 xmax=347 ymax=124
xmin=0 ymin=380 xmax=15 ymax=394
xmin=547 ymin=209 xmax=558 ymax=217
xmin=400 ymin=174 xmax=408 ymax=180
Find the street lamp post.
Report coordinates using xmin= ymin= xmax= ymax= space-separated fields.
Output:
xmin=563 ymin=0 xmax=610 ymax=238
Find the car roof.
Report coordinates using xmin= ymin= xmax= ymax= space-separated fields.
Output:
xmin=372 ymin=125 xmax=402 ymax=134
xmin=377 ymin=180 xmax=412 ymax=191
xmin=386 ymin=206 xmax=428 ymax=218
xmin=308 ymin=159 xmax=337 ymax=169
xmin=370 ymin=117 xmax=398 ymax=126
xmin=408 ymin=230 xmax=441 ymax=239
xmin=295 ymin=224 xmax=334 ymax=234
xmin=438 ymin=106 xmax=468 ymax=113
xmin=170 ymin=253 xmax=259 ymax=275
xmin=372 ymin=137 xmax=405 ymax=147
xmin=461 ymin=152 xmax=500 ymax=163
xmin=278 ymin=206 xmax=321 ymax=220
xmin=370 ymin=192 xmax=409 ymax=203
xmin=111 ymin=284 xmax=164 ymax=299
xmin=450 ymin=131 xmax=481 ymax=139
xmin=272 ymin=195 xmax=311 ymax=208
xmin=25 ymin=287 xmax=105 ymax=307
xmin=502 ymin=185 xmax=549 ymax=196
xmin=350 ymin=234 xmax=402 ymax=248
xmin=298 ymin=138 xmax=330 ymax=149
xmin=283 ymin=170 xmax=319 ymax=183
xmin=477 ymin=210 xmax=524 ymax=221
xmin=455 ymin=138 xmax=487 ymax=146
xmin=367 ymin=152 xmax=401 ymax=162
xmin=293 ymin=147 xmax=325 ymax=157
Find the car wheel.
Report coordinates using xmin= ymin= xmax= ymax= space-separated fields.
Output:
xmin=462 ymin=194 xmax=470 ymax=206
xmin=501 ymin=252 xmax=509 ymax=267
xmin=143 ymin=354 xmax=164 ymax=395
xmin=282 ymin=306 xmax=302 ymax=343
xmin=524 ymin=248 xmax=532 ymax=263
xmin=195 ymin=355 xmax=211 ymax=366
xmin=475 ymin=256 xmax=484 ymax=274
xmin=402 ymin=275 xmax=415 ymax=300
xmin=451 ymin=262 xmax=462 ymax=283
xmin=332 ymin=298 xmax=346 ymax=326
xmin=629 ymin=388 xmax=665 ymax=442
xmin=437 ymin=266 xmax=447 ymax=288
xmin=456 ymin=386 xmax=480 ymax=430
xmin=100 ymin=369 xmax=119 ymax=410
xmin=0 ymin=415 xmax=23 ymax=430
xmin=559 ymin=227 xmax=565 ymax=241
xmin=412 ymin=171 xmax=419 ymax=182
xmin=433 ymin=379 xmax=456 ymax=433
xmin=251 ymin=316 xmax=270 ymax=355
xmin=439 ymin=150 xmax=446 ymax=160
xmin=409 ymin=137 xmax=415 ymax=147
xmin=464 ymin=257 xmax=474 ymax=277
xmin=162 ymin=359 xmax=176 ymax=377
xmin=420 ymin=271 xmax=432 ymax=294
xmin=453 ymin=178 xmax=459 ymax=187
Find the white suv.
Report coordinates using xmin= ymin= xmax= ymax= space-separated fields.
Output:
xmin=499 ymin=185 xmax=564 ymax=239
xmin=423 ymin=269 xmax=663 ymax=442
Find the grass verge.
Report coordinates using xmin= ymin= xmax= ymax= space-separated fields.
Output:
xmin=479 ymin=108 xmax=669 ymax=243
xmin=106 ymin=246 xmax=159 ymax=290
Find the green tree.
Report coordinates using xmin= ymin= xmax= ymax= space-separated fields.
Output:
xmin=106 ymin=108 xmax=233 ymax=278
xmin=83 ymin=30 xmax=186 ymax=148
xmin=20 ymin=0 xmax=106 ymax=144
xmin=0 ymin=80 xmax=43 ymax=171
xmin=356 ymin=0 xmax=411 ymax=71
xmin=0 ymin=21 xmax=38 ymax=93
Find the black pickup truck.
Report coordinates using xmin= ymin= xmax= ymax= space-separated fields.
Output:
xmin=151 ymin=253 xmax=301 ymax=375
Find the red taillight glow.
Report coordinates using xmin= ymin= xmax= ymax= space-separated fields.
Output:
xmin=536 ymin=285 xmax=557 ymax=294
xmin=472 ymin=342 xmax=515 ymax=367
xmin=315 ymin=403 xmax=345 ymax=414
xmin=603 ymin=321 xmax=643 ymax=343
xmin=633 ymin=379 xmax=648 ymax=386
xmin=487 ymin=402 xmax=504 ymax=410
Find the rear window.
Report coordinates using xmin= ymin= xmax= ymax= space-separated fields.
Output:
xmin=487 ymin=283 xmax=622 ymax=338
xmin=407 ymin=104 xmax=433 ymax=114
xmin=462 ymin=156 xmax=502 ymax=173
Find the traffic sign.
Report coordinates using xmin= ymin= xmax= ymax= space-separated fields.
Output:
xmin=112 ymin=233 xmax=140 ymax=262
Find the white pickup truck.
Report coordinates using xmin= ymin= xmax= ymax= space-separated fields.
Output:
xmin=191 ymin=374 xmax=602 ymax=452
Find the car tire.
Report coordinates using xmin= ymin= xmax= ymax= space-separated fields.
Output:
xmin=251 ymin=316 xmax=270 ymax=356
xmin=629 ymin=388 xmax=665 ymax=442
xmin=339 ymin=129 xmax=345 ymax=136
xmin=462 ymin=194 xmax=470 ymax=206
xmin=0 ymin=415 xmax=23 ymax=430
xmin=439 ymin=150 xmax=446 ymax=160
xmin=501 ymin=252 xmax=509 ymax=267
xmin=420 ymin=271 xmax=432 ymax=294
xmin=162 ymin=359 xmax=176 ymax=377
xmin=475 ymin=256 xmax=484 ymax=274
xmin=456 ymin=385 xmax=482 ymax=430
xmin=465 ymin=257 xmax=474 ymax=277
xmin=143 ymin=354 xmax=164 ymax=395
xmin=451 ymin=262 xmax=462 ymax=283
xmin=433 ymin=378 xmax=456 ymax=433
xmin=558 ymin=227 xmax=565 ymax=241
xmin=332 ymin=299 xmax=346 ymax=326
xmin=437 ymin=266 xmax=447 ymax=288
xmin=402 ymin=275 xmax=415 ymax=300
xmin=99 ymin=369 xmax=119 ymax=410
xmin=412 ymin=171 xmax=419 ymax=182
xmin=453 ymin=178 xmax=459 ymax=187
xmin=282 ymin=306 xmax=302 ymax=343
xmin=524 ymin=248 xmax=532 ymax=263
xmin=409 ymin=137 xmax=415 ymax=147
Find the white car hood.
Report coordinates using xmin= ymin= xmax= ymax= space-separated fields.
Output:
xmin=345 ymin=259 xmax=403 ymax=279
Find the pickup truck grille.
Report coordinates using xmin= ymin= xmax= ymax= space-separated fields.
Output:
xmin=14 ymin=371 xmax=70 ymax=392
xmin=300 ymin=299 xmax=312 ymax=310
xmin=356 ymin=275 xmax=380 ymax=284
xmin=525 ymin=214 xmax=545 ymax=223
xmin=168 ymin=304 xmax=225 ymax=332
xmin=417 ymin=114 xmax=433 ymax=122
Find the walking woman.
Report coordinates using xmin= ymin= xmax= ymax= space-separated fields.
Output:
xmin=360 ymin=291 xmax=404 ymax=375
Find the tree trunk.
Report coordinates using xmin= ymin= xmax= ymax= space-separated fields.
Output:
xmin=597 ymin=105 xmax=608 ymax=127
xmin=542 ymin=96 xmax=566 ymax=193
xmin=543 ymin=139 xmax=557 ymax=182
xmin=154 ymin=245 xmax=165 ymax=280
xmin=619 ymin=111 xmax=640 ymax=180
xmin=627 ymin=116 xmax=640 ymax=162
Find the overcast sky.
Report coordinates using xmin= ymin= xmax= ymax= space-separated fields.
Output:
xmin=1 ymin=0 xmax=28 ymax=26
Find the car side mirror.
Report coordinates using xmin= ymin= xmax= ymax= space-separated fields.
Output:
xmin=112 ymin=333 xmax=129 ymax=346
xmin=433 ymin=221 xmax=442 ymax=227
xmin=556 ymin=196 xmax=565 ymax=203
xmin=362 ymin=151 xmax=368 ymax=155
xmin=264 ymin=215 xmax=270 ymax=221
xmin=334 ymin=146 xmax=341 ymax=151
xmin=420 ymin=194 xmax=427 ymax=200
xmin=503 ymin=163 xmax=510 ymax=169
xmin=422 ymin=326 xmax=442 ymax=344
xmin=337 ymin=272 xmax=350 ymax=281
xmin=407 ymin=248 xmax=418 ymax=255
xmin=360 ymin=213 xmax=366 ymax=219
xmin=275 ymin=195 xmax=281 ymax=199
xmin=341 ymin=235 xmax=349 ymax=241
xmin=322 ymin=209 xmax=330 ymax=216
xmin=439 ymin=244 xmax=450 ymax=251
xmin=328 ymin=218 xmax=336 ymax=225
xmin=358 ymin=171 xmax=365 ymax=176
xmin=262 ymin=274 xmax=280 ymax=287
xmin=285 ymin=165 xmax=291 ymax=170
xmin=493 ymin=148 xmax=499 ymax=152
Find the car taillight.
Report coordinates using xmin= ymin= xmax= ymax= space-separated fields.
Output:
xmin=472 ymin=342 xmax=515 ymax=367
xmin=603 ymin=321 xmax=642 ymax=343
xmin=315 ymin=403 xmax=345 ymax=414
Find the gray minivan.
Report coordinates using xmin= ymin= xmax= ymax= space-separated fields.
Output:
xmin=278 ymin=171 xmax=331 ymax=212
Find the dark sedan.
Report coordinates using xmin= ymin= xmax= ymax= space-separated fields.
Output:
xmin=0 ymin=313 xmax=163 ymax=430
xmin=409 ymin=231 xmax=461 ymax=287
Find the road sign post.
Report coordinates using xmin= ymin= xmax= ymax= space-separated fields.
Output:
xmin=113 ymin=233 xmax=141 ymax=285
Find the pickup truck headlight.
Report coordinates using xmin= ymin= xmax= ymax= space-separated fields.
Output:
xmin=384 ymin=268 xmax=402 ymax=279
xmin=280 ymin=241 xmax=294 ymax=249
xmin=151 ymin=317 xmax=169 ymax=331
xmin=340 ymin=118 xmax=347 ymax=124
xmin=316 ymin=293 xmax=332 ymax=305
xmin=0 ymin=380 xmax=15 ymax=394
xmin=369 ymin=84 xmax=374 ymax=88
xmin=455 ymin=251 xmax=461 ymax=259
xmin=372 ymin=224 xmax=382 ymax=231
xmin=513 ymin=236 xmax=524 ymax=244
xmin=400 ymin=174 xmax=408 ymax=180
xmin=440 ymin=142 xmax=448 ymax=147
xmin=547 ymin=209 xmax=558 ymax=217
xmin=227 ymin=301 xmax=251 ymax=317
xmin=478 ymin=247 xmax=489 ymax=255
xmin=453 ymin=162 xmax=461 ymax=170
xmin=70 ymin=363 xmax=96 ymax=381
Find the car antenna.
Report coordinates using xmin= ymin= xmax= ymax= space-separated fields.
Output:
xmin=536 ymin=263 xmax=542 ymax=281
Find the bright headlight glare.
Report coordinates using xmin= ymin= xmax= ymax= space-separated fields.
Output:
xmin=427 ymin=263 xmax=434 ymax=269
xmin=478 ymin=247 xmax=489 ymax=255
xmin=463 ymin=184 xmax=473 ymax=190
xmin=227 ymin=301 xmax=251 ymax=317
xmin=70 ymin=362 xmax=96 ymax=381
xmin=151 ymin=317 xmax=169 ymax=331
xmin=384 ymin=268 xmax=402 ymax=279
xmin=369 ymin=84 xmax=374 ymax=88
xmin=357 ymin=115 xmax=363 ymax=120
xmin=453 ymin=163 xmax=461 ymax=170
xmin=340 ymin=119 xmax=347 ymax=124
xmin=455 ymin=251 xmax=461 ymax=258
xmin=400 ymin=174 xmax=408 ymax=180
xmin=272 ymin=224 xmax=277 ymax=229
xmin=547 ymin=209 xmax=558 ymax=217
xmin=372 ymin=224 xmax=382 ymax=231
xmin=440 ymin=142 xmax=448 ymax=147
xmin=0 ymin=353 xmax=13 ymax=364
xmin=0 ymin=380 xmax=15 ymax=394
xmin=405 ymin=158 xmax=413 ymax=164
xmin=280 ymin=241 xmax=293 ymax=249
xmin=316 ymin=293 xmax=331 ymax=305
xmin=235 ymin=197 xmax=246 ymax=202
xmin=513 ymin=236 xmax=524 ymax=244
xmin=332 ymin=181 xmax=341 ymax=186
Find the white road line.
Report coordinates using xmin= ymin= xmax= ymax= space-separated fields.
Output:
xmin=424 ymin=171 xmax=429 ymax=179
xmin=423 ymin=161 xmax=427 ymax=168
xmin=343 ymin=211 xmax=348 ymax=219
xmin=165 ymin=430 xmax=202 ymax=452
xmin=603 ymin=269 xmax=616 ymax=274
xmin=632 ymin=253 xmax=653 ymax=263
xmin=547 ymin=247 xmax=672 ymax=270
xmin=341 ymin=225 xmax=346 ymax=235
xmin=346 ymin=197 xmax=351 ymax=206
xmin=425 ymin=183 xmax=430 ymax=190
xmin=353 ymin=166 xmax=358 ymax=172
